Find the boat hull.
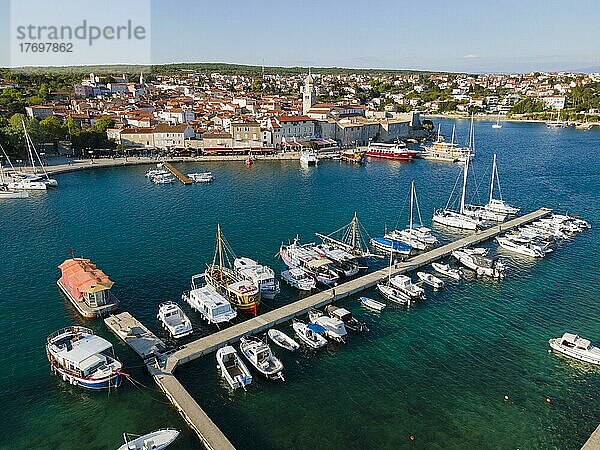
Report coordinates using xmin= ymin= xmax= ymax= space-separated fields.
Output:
xmin=549 ymin=340 xmax=600 ymax=365
xmin=50 ymin=361 xmax=122 ymax=390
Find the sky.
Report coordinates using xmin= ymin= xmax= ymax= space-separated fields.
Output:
xmin=1 ymin=0 xmax=600 ymax=73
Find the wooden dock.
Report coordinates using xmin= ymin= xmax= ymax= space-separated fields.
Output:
xmin=167 ymin=207 xmax=552 ymax=371
xmin=163 ymin=161 xmax=193 ymax=184
xmin=104 ymin=312 xmax=167 ymax=360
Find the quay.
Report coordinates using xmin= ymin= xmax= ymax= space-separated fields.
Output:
xmin=105 ymin=207 xmax=553 ymax=449
xmin=162 ymin=161 xmax=193 ymax=184
xmin=582 ymin=424 xmax=600 ymax=450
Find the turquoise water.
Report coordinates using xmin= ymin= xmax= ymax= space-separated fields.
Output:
xmin=0 ymin=120 xmax=598 ymax=449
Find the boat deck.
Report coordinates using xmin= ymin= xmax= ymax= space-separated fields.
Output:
xmin=162 ymin=161 xmax=193 ymax=184
xmin=57 ymin=279 xmax=118 ymax=318
xmin=104 ymin=312 xmax=167 ymax=360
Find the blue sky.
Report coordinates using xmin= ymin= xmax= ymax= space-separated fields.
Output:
xmin=2 ymin=0 xmax=600 ymax=72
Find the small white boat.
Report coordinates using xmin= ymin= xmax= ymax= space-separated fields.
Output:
xmin=452 ymin=250 xmax=505 ymax=278
xmin=267 ymin=329 xmax=300 ymax=351
xmin=389 ymin=275 xmax=426 ymax=300
xmin=281 ymin=268 xmax=316 ymax=291
xmin=417 ymin=271 xmax=444 ymax=289
xmin=118 ymin=429 xmax=180 ymax=450
xmin=292 ymin=321 xmax=327 ymax=348
xmin=359 ymin=297 xmax=386 ymax=312
xmin=300 ymin=149 xmax=318 ymax=166
xmin=431 ymin=262 xmax=462 ymax=280
xmin=239 ymin=336 xmax=284 ymax=380
xmin=376 ymin=283 xmax=412 ymax=306
xmin=183 ymin=273 xmax=237 ymax=325
xmin=157 ymin=301 xmax=193 ymax=339
xmin=0 ymin=185 xmax=29 ymax=198
xmin=216 ymin=345 xmax=252 ymax=390
xmin=325 ymin=305 xmax=368 ymax=332
xmin=496 ymin=236 xmax=546 ymax=258
xmin=308 ymin=309 xmax=348 ymax=343
xmin=145 ymin=169 xmax=169 ymax=178
xmin=151 ymin=173 xmax=175 ymax=184
xmin=188 ymin=172 xmax=214 ymax=183
xmin=549 ymin=333 xmax=600 ymax=365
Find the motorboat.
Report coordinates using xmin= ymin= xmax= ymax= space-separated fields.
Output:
xmin=216 ymin=345 xmax=252 ymax=390
xmin=549 ymin=333 xmax=600 ymax=365
xmin=239 ymin=336 xmax=284 ymax=380
xmin=118 ymin=429 xmax=180 ymax=450
xmin=267 ymin=329 xmax=300 ymax=351
xmin=416 ymin=272 xmax=444 ymax=289
xmin=157 ymin=301 xmax=193 ymax=339
xmin=431 ymin=262 xmax=462 ymax=280
xmin=280 ymin=268 xmax=316 ymax=291
xmin=325 ymin=305 xmax=368 ymax=332
xmin=46 ymin=326 xmax=122 ymax=390
xmin=308 ymin=309 xmax=348 ymax=343
xmin=151 ymin=173 xmax=175 ymax=184
xmin=463 ymin=247 xmax=488 ymax=256
xmin=376 ymin=283 xmax=412 ymax=306
xmin=234 ymin=257 xmax=280 ymax=299
xmin=182 ymin=273 xmax=237 ymax=325
xmin=366 ymin=142 xmax=419 ymax=160
xmin=188 ymin=172 xmax=214 ymax=183
xmin=389 ymin=275 xmax=426 ymax=300
xmin=359 ymin=297 xmax=386 ymax=312
xmin=280 ymin=238 xmax=339 ymax=285
xmin=496 ymin=237 xmax=546 ymax=258
xmin=292 ymin=321 xmax=328 ymax=349
xmin=551 ymin=214 xmax=590 ymax=230
xmin=145 ymin=169 xmax=169 ymax=178
xmin=313 ymin=243 xmax=360 ymax=277
xmin=0 ymin=185 xmax=29 ymax=199
xmin=370 ymin=236 xmax=412 ymax=256
xmin=300 ymin=149 xmax=318 ymax=166
xmin=452 ymin=249 xmax=505 ymax=278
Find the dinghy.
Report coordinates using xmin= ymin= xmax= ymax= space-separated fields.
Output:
xmin=417 ymin=271 xmax=444 ymax=289
xmin=431 ymin=262 xmax=462 ymax=280
xmin=118 ymin=429 xmax=180 ymax=450
xmin=267 ymin=329 xmax=300 ymax=351
xmin=216 ymin=345 xmax=252 ymax=390
xmin=359 ymin=297 xmax=386 ymax=312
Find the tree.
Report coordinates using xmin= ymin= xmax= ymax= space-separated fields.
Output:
xmin=39 ymin=116 xmax=67 ymax=149
xmin=38 ymin=83 xmax=49 ymax=101
xmin=509 ymin=98 xmax=545 ymax=115
xmin=93 ymin=116 xmax=115 ymax=133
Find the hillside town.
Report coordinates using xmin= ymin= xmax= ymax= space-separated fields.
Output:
xmin=1 ymin=68 xmax=600 ymax=157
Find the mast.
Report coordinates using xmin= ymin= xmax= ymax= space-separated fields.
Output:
xmin=437 ymin=123 xmax=441 ymax=142
xmin=387 ymin=239 xmax=393 ymax=282
xmin=22 ymin=120 xmax=36 ymax=174
xmin=409 ymin=181 xmax=414 ymax=229
xmin=451 ymin=125 xmax=455 ymax=145
xmin=351 ymin=211 xmax=358 ymax=250
xmin=489 ymin=153 xmax=497 ymax=203
xmin=460 ymin=115 xmax=474 ymax=214
xmin=217 ymin=224 xmax=224 ymax=280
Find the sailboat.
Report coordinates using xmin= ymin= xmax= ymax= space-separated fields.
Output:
xmin=491 ymin=114 xmax=502 ymax=129
xmin=546 ymin=110 xmax=568 ymax=129
xmin=432 ymin=116 xmax=485 ymax=231
xmin=482 ymin=154 xmax=520 ymax=215
xmin=376 ymin=238 xmax=412 ymax=306
xmin=204 ymin=224 xmax=261 ymax=316
xmin=387 ymin=181 xmax=437 ymax=248
xmin=0 ymin=148 xmax=29 ymax=199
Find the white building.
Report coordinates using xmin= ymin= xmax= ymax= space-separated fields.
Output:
xmin=301 ymin=72 xmax=317 ymax=114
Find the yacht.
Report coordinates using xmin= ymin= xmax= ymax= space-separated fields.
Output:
xmin=546 ymin=110 xmax=569 ymax=128
xmin=267 ymin=329 xmax=300 ymax=351
xmin=151 ymin=173 xmax=175 ymax=184
xmin=182 ymin=274 xmax=237 ymax=325
xmin=325 ymin=305 xmax=368 ymax=332
xmin=188 ymin=172 xmax=214 ymax=183
xmin=234 ymin=257 xmax=280 ymax=299
xmin=491 ymin=114 xmax=503 ymax=129
xmin=389 ymin=275 xmax=426 ymax=300
xmin=12 ymin=121 xmax=59 ymax=188
xmin=280 ymin=237 xmax=339 ymax=285
xmin=46 ymin=326 xmax=122 ymax=390
xmin=216 ymin=345 xmax=252 ymax=390
xmin=376 ymin=283 xmax=412 ymax=306
xmin=145 ymin=168 xmax=169 ymax=178
xmin=157 ymin=302 xmax=193 ymax=339
xmin=421 ymin=124 xmax=473 ymax=162
xmin=308 ymin=310 xmax=348 ymax=343
xmin=0 ymin=157 xmax=29 ymax=198
xmin=7 ymin=176 xmax=47 ymax=190
xmin=416 ymin=272 xmax=444 ymax=289
xmin=431 ymin=262 xmax=463 ymax=280
xmin=452 ymin=249 xmax=505 ymax=278
xmin=482 ymin=154 xmax=520 ymax=216
xmin=292 ymin=321 xmax=328 ymax=348
xmin=496 ymin=236 xmax=547 ymax=258
xmin=118 ymin=429 xmax=180 ymax=450
xmin=280 ymin=268 xmax=316 ymax=291
xmin=239 ymin=336 xmax=284 ymax=380
xmin=549 ymin=333 xmax=600 ymax=365
xmin=300 ymin=149 xmax=318 ymax=166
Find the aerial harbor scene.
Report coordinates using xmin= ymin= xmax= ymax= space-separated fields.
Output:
xmin=1 ymin=1 xmax=599 ymax=449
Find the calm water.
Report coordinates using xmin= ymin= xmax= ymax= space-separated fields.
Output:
xmin=1 ymin=120 xmax=598 ymax=449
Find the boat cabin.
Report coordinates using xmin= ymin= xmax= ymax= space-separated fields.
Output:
xmin=560 ymin=333 xmax=592 ymax=350
xmin=58 ymin=258 xmax=114 ymax=308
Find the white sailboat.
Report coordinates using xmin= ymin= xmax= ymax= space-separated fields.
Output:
xmin=0 ymin=148 xmax=29 ymax=199
xmin=483 ymin=154 xmax=520 ymax=215
xmin=376 ymin=239 xmax=412 ymax=306
xmin=432 ymin=116 xmax=484 ymax=231
xmin=491 ymin=114 xmax=502 ymax=129
xmin=389 ymin=181 xmax=437 ymax=248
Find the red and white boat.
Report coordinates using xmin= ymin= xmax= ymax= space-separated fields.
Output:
xmin=366 ymin=142 xmax=419 ymax=160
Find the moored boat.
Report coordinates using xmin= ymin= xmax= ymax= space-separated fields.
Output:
xmin=267 ymin=329 xmax=300 ymax=351
xmin=280 ymin=268 xmax=316 ymax=291
xmin=300 ymin=149 xmax=318 ymax=166
xmin=548 ymin=333 xmax=600 ymax=365
xmin=239 ymin=336 xmax=284 ymax=380
xmin=376 ymin=283 xmax=412 ymax=306
xmin=46 ymin=326 xmax=122 ymax=390
xmin=157 ymin=301 xmax=193 ymax=339
xmin=431 ymin=262 xmax=463 ymax=280
xmin=452 ymin=249 xmax=505 ymax=278
xmin=416 ymin=271 xmax=444 ymax=289
xmin=280 ymin=237 xmax=339 ymax=285
xmin=182 ymin=273 xmax=238 ymax=325
xmin=308 ymin=309 xmax=348 ymax=343
xmin=366 ymin=142 xmax=419 ymax=160
xmin=292 ymin=321 xmax=328 ymax=348
xmin=389 ymin=274 xmax=426 ymax=300
xmin=359 ymin=297 xmax=386 ymax=311
xmin=325 ymin=305 xmax=368 ymax=332
xmin=234 ymin=257 xmax=280 ymax=299
xmin=118 ymin=429 xmax=180 ymax=450
xmin=370 ymin=236 xmax=412 ymax=256
xmin=188 ymin=172 xmax=214 ymax=183
xmin=216 ymin=345 xmax=252 ymax=390
xmin=496 ymin=236 xmax=546 ymax=258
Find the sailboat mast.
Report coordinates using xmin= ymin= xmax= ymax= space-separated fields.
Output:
xmin=460 ymin=116 xmax=474 ymax=214
xmin=409 ymin=181 xmax=414 ymax=229
xmin=351 ymin=211 xmax=357 ymax=250
xmin=217 ymin=224 xmax=224 ymax=280
xmin=22 ymin=120 xmax=36 ymax=174
xmin=489 ymin=153 xmax=496 ymax=203
xmin=387 ymin=242 xmax=393 ymax=281
xmin=451 ymin=125 xmax=455 ymax=145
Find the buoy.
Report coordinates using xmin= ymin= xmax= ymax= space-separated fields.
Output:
xmin=504 ymin=395 xmax=509 ymax=401
xmin=410 ymin=435 xmax=415 ymax=441
xmin=546 ymin=396 xmax=553 ymax=404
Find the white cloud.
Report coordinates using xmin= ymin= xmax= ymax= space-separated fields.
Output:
xmin=463 ymin=54 xmax=478 ymax=59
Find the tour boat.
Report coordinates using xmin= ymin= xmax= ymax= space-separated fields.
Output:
xmin=359 ymin=297 xmax=386 ymax=312
xmin=216 ymin=345 xmax=253 ymax=390
xmin=280 ymin=238 xmax=339 ymax=285
xmin=267 ymin=329 xmax=300 ymax=351
xmin=366 ymin=142 xmax=419 ymax=160
xmin=416 ymin=271 xmax=444 ymax=289
xmin=118 ymin=429 xmax=180 ymax=450
xmin=389 ymin=274 xmax=426 ymax=300
xmin=452 ymin=249 xmax=505 ymax=278
xmin=239 ymin=336 xmax=284 ymax=380
xmin=431 ymin=262 xmax=463 ymax=280
xmin=496 ymin=236 xmax=546 ymax=258
xmin=370 ymin=236 xmax=412 ymax=255
xmin=376 ymin=283 xmax=412 ymax=306
xmin=280 ymin=268 xmax=316 ymax=291
xmin=548 ymin=333 xmax=600 ymax=365
xmin=157 ymin=301 xmax=193 ymax=339
xmin=205 ymin=225 xmax=261 ymax=315
xmin=234 ymin=257 xmax=280 ymax=299
xmin=292 ymin=321 xmax=328 ymax=349
xmin=300 ymin=149 xmax=318 ymax=166
xmin=313 ymin=243 xmax=360 ymax=277
xmin=325 ymin=305 xmax=368 ymax=332
xmin=182 ymin=273 xmax=238 ymax=325
xmin=46 ymin=326 xmax=122 ymax=390
xmin=421 ymin=124 xmax=473 ymax=162
xmin=57 ymin=257 xmax=119 ymax=318
xmin=308 ymin=309 xmax=348 ymax=343
xmin=188 ymin=172 xmax=214 ymax=183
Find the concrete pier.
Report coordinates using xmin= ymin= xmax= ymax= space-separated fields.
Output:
xmin=104 ymin=312 xmax=167 ymax=360
xmin=582 ymin=424 xmax=600 ymax=450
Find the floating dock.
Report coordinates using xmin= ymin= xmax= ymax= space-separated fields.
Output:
xmin=107 ymin=207 xmax=553 ymax=449
xmin=163 ymin=161 xmax=193 ymax=184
